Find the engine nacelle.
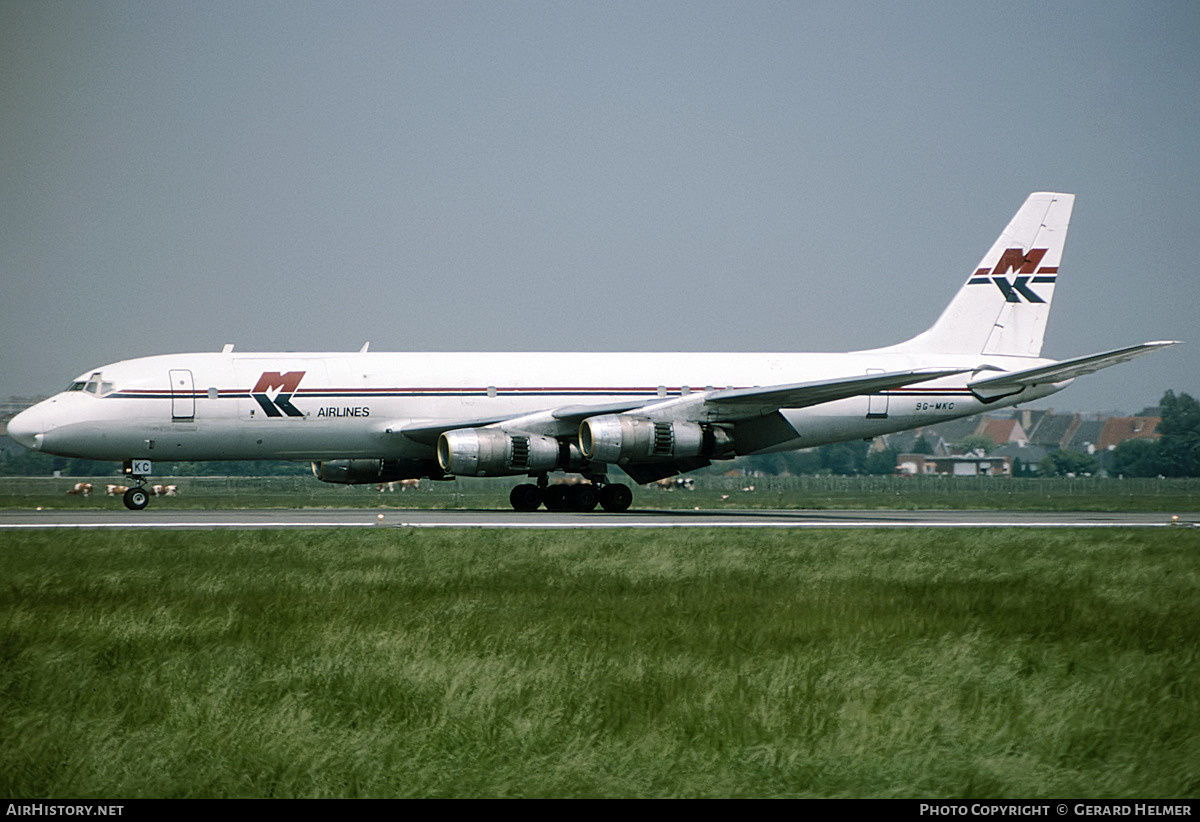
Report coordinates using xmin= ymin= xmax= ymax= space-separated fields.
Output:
xmin=579 ymin=415 xmax=734 ymax=464
xmin=437 ymin=428 xmax=568 ymax=477
xmin=311 ymin=458 xmax=441 ymax=484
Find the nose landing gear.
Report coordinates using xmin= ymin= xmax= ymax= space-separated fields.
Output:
xmin=121 ymin=460 xmax=152 ymax=510
xmin=123 ymin=486 xmax=150 ymax=510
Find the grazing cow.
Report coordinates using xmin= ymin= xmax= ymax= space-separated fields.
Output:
xmin=377 ymin=479 xmax=421 ymax=492
xmin=654 ymin=477 xmax=695 ymax=491
xmin=67 ymin=482 xmax=93 ymax=496
xmin=106 ymin=484 xmax=130 ymax=496
xmin=151 ymin=484 xmax=178 ymax=496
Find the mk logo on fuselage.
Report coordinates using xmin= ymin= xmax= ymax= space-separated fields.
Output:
xmin=251 ymin=371 xmax=306 ymax=417
xmin=968 ymin=247 xmax=1057 ymax=303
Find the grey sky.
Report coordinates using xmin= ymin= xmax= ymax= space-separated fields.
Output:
xmin=3 ymin=1 xmax=1197 ymax=413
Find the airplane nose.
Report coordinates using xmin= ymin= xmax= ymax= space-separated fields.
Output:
xmin=5 ymin=407 xmax=44 ymax=450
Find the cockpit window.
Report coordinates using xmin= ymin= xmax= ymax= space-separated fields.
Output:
xmin=79 ymin=372 xmax=115 ymax=396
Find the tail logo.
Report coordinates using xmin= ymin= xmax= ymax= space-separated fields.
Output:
xmin=251 ymin=371 xmax=306 ymax=417
xmin=968 ymin=247 xmax=1058 ymax=303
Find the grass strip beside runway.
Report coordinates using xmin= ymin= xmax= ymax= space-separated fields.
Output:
xmin=4 ymin=474 xmax=1199 ymax=512
xmin=2 ymin=528 xmax=1198 ymax=797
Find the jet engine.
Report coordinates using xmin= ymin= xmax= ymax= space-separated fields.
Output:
xmin=579 ymin=415 xmax=734 ymax=464
xmin=437 ymin=428 xmax=579 ymax=477
xmin=311 ymin=458 xmax=442 ymax=484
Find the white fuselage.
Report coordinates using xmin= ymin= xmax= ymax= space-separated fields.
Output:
xmin=9 ymin=349 xmax=1064 ymax=464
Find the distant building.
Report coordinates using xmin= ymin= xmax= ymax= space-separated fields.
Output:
xmin=871 ymin=428 xmax=948 ymax=456
xmin=879 ymin=405 xmax=1165 ymax=478
xmin=1018 ymin=409 xmax=1082 ymax=451
xmin=977 ymin=417 xmax=1029 ymax=448
xmin=1098 ymin=417 xmax=1161 ymax=451
xmin=922 ymin=416 xmax=985 ymax=447
xmin=896 ymin=453 xmax=1012 ymax=476
xmin=991 ymin=442 xmax=1048 ymax=472
xmin=1069 ymin=417 xmax=1106 ymax=454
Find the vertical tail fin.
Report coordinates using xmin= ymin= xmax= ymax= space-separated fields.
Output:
xmin=885 ymin=192 xmax=1075 ymax=357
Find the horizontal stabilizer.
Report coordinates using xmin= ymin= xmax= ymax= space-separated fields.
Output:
xmin=969 ymin=341 xmax=1180 ymax=399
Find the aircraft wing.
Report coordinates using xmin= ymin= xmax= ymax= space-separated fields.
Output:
xmin=550 ymin=399 xmax=656 ymax=422
xmin=619 ymin=367 xmax=969 ymax=425
xmin=601 ymin=370 xmax=966 ymax=482
xmin=394 ymin=368 xmax=973 ymax=445
xmin=968 ymin=341 xmax=1180 ymax=399
xmin=394 ymin=399 xmax=650 ymax=445
xmin=394 ymin=413 xmax=522 ymax=445
xmin=395 ymin=368 xmax=968 ymax=445
xmin=548 ymin=369 xmax=969 ymax=429
xmin=701 ymin=368 xmax=968 ymax=416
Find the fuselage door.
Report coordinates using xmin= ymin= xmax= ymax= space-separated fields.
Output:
xmin=866 ymin=368 xmax=888 ymax=419
xmin=169 ymin=369 xmax=195 ymax=420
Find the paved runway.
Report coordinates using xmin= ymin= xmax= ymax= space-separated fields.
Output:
xmin=1 ymin=507 xmax=1196 ymax=529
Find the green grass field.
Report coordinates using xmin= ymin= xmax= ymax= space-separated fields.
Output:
xmin=2 ymin=527 xmax=1198 ymax=797
xmin=3 ymin=474 xmax=1199 ymax=511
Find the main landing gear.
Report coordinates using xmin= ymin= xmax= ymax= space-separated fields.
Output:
xmin=508 ymin=474 xmax=633 ymax=512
